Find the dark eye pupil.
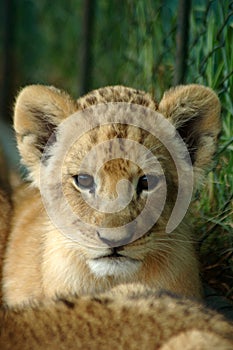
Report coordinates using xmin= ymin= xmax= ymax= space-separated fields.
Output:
xmin=74 ymin=174 xmax=94 ymax=189
xmin=139 ymin=175 xmax=148 ymax=191
xmin=137 ymin=175 xmax=159 ymax=194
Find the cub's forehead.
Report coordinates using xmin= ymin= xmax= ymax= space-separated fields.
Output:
xmin=62 ymin=124 xmax=165 ymax=176
xmin=76 ymin=123 xmax=157 ymax=146
xmin=65 ymin=124 xmax=162 ymax=158
xmin=55 ymin=97 xmax=171 ymax=157
xmin=53 ymin=100 xmax=177 ymax=175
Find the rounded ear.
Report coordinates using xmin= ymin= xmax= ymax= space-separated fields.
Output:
xmin=14 ymin=85 xmax=77 ymax=184
xmin=158 ymin=84 xmax=221 ymax=182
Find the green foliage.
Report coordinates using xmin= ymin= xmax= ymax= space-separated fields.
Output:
xmin=91 ymin=0 xmax=177 ymax=99
xmin=187 ymin=2 xmax=233 ymax=297
xmin=9 ymin=0 xmax=82 ymax=96
xmin=187 ymin=2 xmax=233 ymax=232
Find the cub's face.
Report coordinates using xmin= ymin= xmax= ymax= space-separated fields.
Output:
xmin=41 ymin=108 xmax=179 ymax=277
xmin=59 ymin=124 xmax=177 ymax=277
xmin=14 ymin=85 xmax=220 ymax=278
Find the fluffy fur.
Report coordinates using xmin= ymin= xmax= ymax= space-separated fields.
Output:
xmin=0 ymin=285 xmax=233 ymax=350
xmin=2 ymin=84 xmax=221 ymax=306
xmin=0 ymin=147 xmax=11 ymax=304
xmin=1 ymin=85 xmax=232 ymax=349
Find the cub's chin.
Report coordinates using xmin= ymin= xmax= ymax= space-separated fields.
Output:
xmin=88 ymin=257 xmax=141 ymax=278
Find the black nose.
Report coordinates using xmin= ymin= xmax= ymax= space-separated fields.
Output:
xmin=97 ymin=231 xmax=134 ymax=247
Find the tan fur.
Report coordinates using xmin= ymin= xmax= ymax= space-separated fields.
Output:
xmin=0 ymin=284 xmax=232 ymax=349
xmin=2 ymin=84 xmax=221 ymax=306
xmin=0 ymin=147 xmax=11 ymax=304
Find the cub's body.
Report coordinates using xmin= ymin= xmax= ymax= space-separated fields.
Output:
xmin=1 ymin=285 xmax=233 ymax=350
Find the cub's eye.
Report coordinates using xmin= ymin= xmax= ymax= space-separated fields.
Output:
xmin=137 ymin=174 xmax=159 ymax=194
xmin=73 ymin=174 xmax=95 ymax=190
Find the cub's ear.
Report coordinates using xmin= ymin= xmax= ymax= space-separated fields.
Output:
xmin=158 ymin=84 xmax=221 ymax=181
xmin=14 ymin=85 xmax=77 ymax=183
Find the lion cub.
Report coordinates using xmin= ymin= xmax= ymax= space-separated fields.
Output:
xmin=2 ymin=84 xmax=220 ymax=306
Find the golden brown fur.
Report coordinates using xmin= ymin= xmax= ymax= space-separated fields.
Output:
xmin=0 ymin=147 xmax=11 ymax=303
xmin=0 ymin=285 xmax=233 ymax=349
xmin=2 ymin=84 xmax=221 ymax=306
xmin=1 ymin=84 xmax=232 ymax=349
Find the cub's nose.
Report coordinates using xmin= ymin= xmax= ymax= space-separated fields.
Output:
xmin=97 ymin=230 xmax=135 ymax=247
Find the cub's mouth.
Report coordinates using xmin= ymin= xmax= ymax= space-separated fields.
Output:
xmin=95 ymin=248 xmax=125 ymax=260
xmin=94 ymin=247 xmax=138 ymax=262
xmin=88 ymin=248 xmax=141 ymax=277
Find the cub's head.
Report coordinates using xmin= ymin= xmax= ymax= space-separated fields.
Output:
xmin=14 ymin=84 xmax=220 ymax=277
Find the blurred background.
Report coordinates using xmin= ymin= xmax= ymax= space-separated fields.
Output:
xmin=0 ymin=0 xmax=232 ymax=299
